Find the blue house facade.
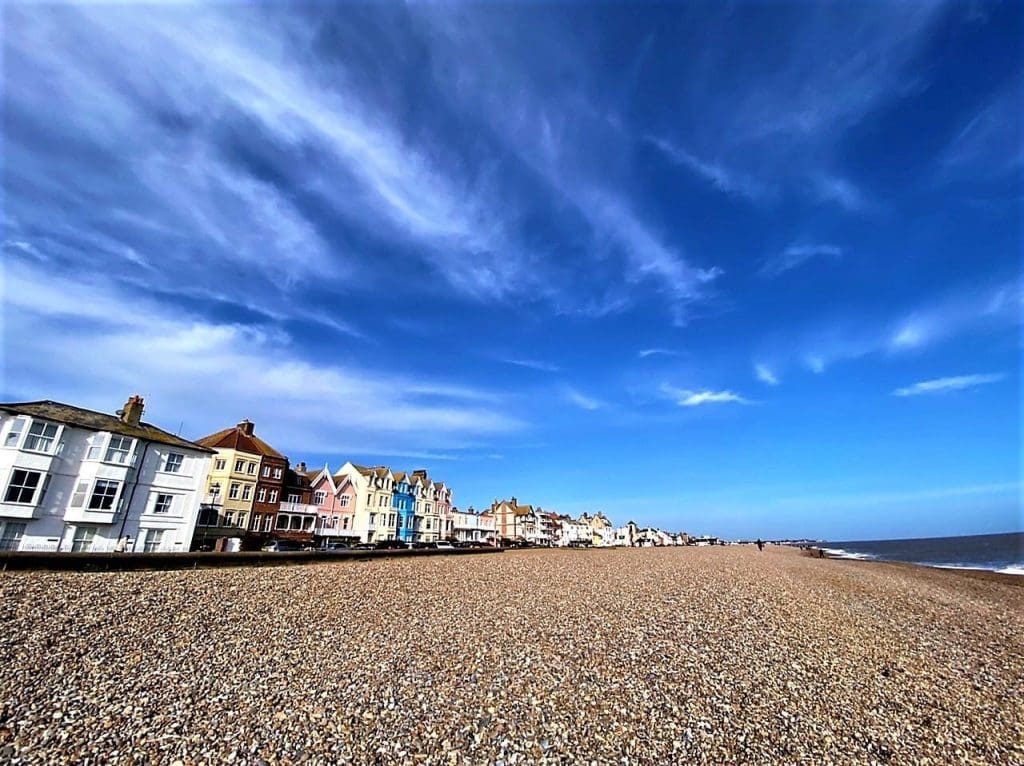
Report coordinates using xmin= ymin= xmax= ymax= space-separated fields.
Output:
xmin=393 ymin=472 xmax=417 ymax=543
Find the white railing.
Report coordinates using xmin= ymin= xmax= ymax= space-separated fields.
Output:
xmin=278 ymin=501 xmax=318 ymax=515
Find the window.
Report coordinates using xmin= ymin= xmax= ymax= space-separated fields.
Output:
xmin=153 ymin=494 xmax=174 ymax=514
xmin=342 ymin=516 xmax=349 ymax=529
xmin=0 ymin=522 xmax=26 ymax=551
xmin=163 ymin=453 xmax=184 ymax=473
xmin=23 ymin=421 xmax=60 ymax=453
xmin=340 ymin=495 xmax=350 ymax=508
xmin=263 ymin=515 xmax=272 ymax=532
xmin=426 ymin=503 xmax=432 ymax=513
xmin=379 ymin=496 xmax=388 ymax=507
xmin=225 ymin=511 xmax=235 ymax=526
xmin=209 ymin=482 xmax=221 ymax=497
xmin=215 ymin=458 xmax=226 ymax=471
xmin=242 ymin=485 xmax=252 ymax=501
xmin=247 ymin=462 xmax=257 ymax=475
xmin=3 ymin=419 xmax=25 ymax=448
xmin=142 ymin=529 xmax=164 ymax=553
xmin=104 ymin=435 xmax=133 ymax=464
xmin=71 ymin=526 xmax=96 ymax=552
xmin=388 ymin=513 xmax=395 ymax=526
xmin=268 ymin=490 xmax=278 ymax=503
xmin=370 ymin=513 xmax=376 ymax=525
xmin=257 ymin=487 xmax=267 ymax=503
xmin=86 ymin=437 xmax=104 ymax=460
xmin=235 ymin=459 xmax=245 ymax=472
xmin=4 ymin=469 xmax=43 ymax=504
xmin=237 ymin=513 xmax=247 ymax=528
xmin=276 ymin=515 xmax=288 ymax=530
xmin=314 ymin=491 xmax=327 ymax=505
xmin=273 ymin=468 xmax=282 ymax=479
xmin=331 ymin=515 xmax=339 ymax=528
xmin=397 ymin=516 xmax=403 ymax=529
xmin=229 ymin=483 xmax=240 ymax=500
xmin=88 ymin=480 xmax=120 ymax=510
xmin=426 ymin=519 xmax=432 ymax=530
xmin=262 ymin=466 xmax=270 ymax=477
xmin=288 ymin=493 xmax=300 ymax=503
xmin=69 ymin=480 xmax=89 ymax=508
xmin=253 ymin=514 xmax=262 ymax=530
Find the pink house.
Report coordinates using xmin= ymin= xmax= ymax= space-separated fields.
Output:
xmin=308 ymin=465 xmax=359 ymax=543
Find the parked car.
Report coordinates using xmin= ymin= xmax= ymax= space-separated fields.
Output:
xmin=321 ymin=542 xmax=349 ymax=551
xmin=467 ymin=541 xmax=494 ymax=549
xmin=262 ymin=539 xmax=305 ymax=552
xmin=435 ymin=541 xmax=455 ymax=550
xmin=410 ymin=541 xmax=433 ymax=549
xmin=374 ymin=539 xmax=408 ymax=550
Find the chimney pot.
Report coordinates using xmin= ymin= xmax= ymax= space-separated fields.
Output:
xmin=297 ymin=461 xmax=306 ymax=473
xmin=237 ymin=419 xmax=255 ymax=436
xmin=120 ymin=395 xmax=145 ymax=426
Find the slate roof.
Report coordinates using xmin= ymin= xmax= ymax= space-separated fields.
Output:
xmin=0 ymin=400 xmax=215 ymax=453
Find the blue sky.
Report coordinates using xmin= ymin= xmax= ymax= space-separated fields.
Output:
xmin=2 ymin=2 xmax=1021 ymax=540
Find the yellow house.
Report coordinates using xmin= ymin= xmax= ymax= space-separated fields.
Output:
xmin=196 ymin=420 xmax=265 ymax=531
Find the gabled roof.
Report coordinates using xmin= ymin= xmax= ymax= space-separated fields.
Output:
xmin=0 ymin=400 xmax=215 ymax=453
xmin=196 ymin=425 xmax=284 ymax=459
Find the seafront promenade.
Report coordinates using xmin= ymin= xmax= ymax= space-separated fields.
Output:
xmin=1 ymin=547 xmax=1021 ymax=764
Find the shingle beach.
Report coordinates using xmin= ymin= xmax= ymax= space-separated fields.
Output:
xmin=1 ymin=547 xmax=1021 ymax=765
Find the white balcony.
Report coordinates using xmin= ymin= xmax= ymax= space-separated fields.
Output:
xmin=278 ymin=501 xmax=318 ymax=515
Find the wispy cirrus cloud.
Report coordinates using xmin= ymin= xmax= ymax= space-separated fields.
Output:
xmin=644 ymin=136 xmax=773 ymax=203
xmin=761 ymin=243 xmax=844 ymax=277
xmin=941 ymin=83 xmax=1024 ymax=179
xmin=499 ymin=358 xmax=561 ymax=373
xmin=754 ymin=364 xmax=780 ymax=386
xmin=564 ymin=387 xmax=604 ymax=411
xmin=2 ymin=259 xmax=524 ymax=455
xmin=638 ymin=348 xmax=677 ymax=359
xmin=892 ymin=373 xmax=1006 ymax=397
xmin=660 ymin=384 xmax=750 ymax=407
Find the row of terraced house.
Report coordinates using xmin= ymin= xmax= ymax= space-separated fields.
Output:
xmin=0 ymin=394 xmax=686 ymax=553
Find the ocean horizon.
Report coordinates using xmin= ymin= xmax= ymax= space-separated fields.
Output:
xmin=823 ymin=531 xmax=1023 ymax=575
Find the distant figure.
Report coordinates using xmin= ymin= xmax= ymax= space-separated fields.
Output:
xmin=756 ymin=538 xmax=764 ymax=552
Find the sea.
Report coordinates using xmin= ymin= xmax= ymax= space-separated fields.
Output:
xmin=822 ymin=531 xmax=1024 ymax=575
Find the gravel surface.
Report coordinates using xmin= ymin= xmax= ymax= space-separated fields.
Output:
xmin=1 ymin=546 xmax=1021 ymax=765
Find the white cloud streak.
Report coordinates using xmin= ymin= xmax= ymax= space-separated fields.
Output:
xmin=755 ymin=364 xmax=780 ymax=386
xmin=564 ymin=387 xmax=604 ymax=411
xmin=892 ymin=374 xmax=1006 ymax=397
xmin=762 ymin=243 xmax=844 ymax=277
xmin=660 ymin=384 xmax=749 ymax=407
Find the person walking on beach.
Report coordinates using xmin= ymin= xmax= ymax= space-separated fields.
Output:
xmin=756 ymin=538 xmax=764 ymax=552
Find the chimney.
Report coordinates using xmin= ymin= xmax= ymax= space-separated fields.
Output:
xmin=511 ymin=496 xmax=517 ymax=507
xmin=296 ymin=461 xmax=307 ymax=473
xmin=120 ymin=395 xmax=145 ymax=426
xmin=237 ymin=419 xmax=255 ymax=436
xmin=413 ymin=469 xmax=427 ymax=478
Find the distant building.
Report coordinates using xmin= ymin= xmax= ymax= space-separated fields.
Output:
xmin=308 ymin=465 xmax=359 ymax=544
xmin=0 ymin=396 xmax=213 ymax=553
xmin=452 ymin=506 xmax=495 ymax=544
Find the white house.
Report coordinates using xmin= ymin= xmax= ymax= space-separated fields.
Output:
xmin=0 ymin=396 xmax=214 ymax=553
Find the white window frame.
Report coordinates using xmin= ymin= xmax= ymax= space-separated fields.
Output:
xmin=262 ymin=465 xmax=270 ymax=477
xmin=234 ymin=459 xmax=245 ymax=473
xmin=229 ymin=483 xmax=240 ymax=500
xmin=162 ymin=453 xmax=184 ymax=473
xmin=23 ymin=420 xmax=61 ymax=454
xmin=87 ymin=480 xmax=121 ymax=511
xmin=242 ymin=484 xmax=252 ymax=501
xmin=314 ymin=491 xmax=327 ymax=505
xmin=71 ymin=525 xmax=97 ymax=552
xmin=288 ymin=493 xmax=300 ymax=503
xmin=268 ymin=489 xmax=278 ymax=503
xmin=247 ymin=462 xmax=257 ymax=475
xmin=104 ymin=435 xmax=135 ymax=465
xmin=273 ymin=468 xmax=282 ymax=479
xmin=3 ymin=418 xmax=27 ymax=449
xmin=4 ymin=468 xmax=45 ymax=505
xmin=215 ymin=458 xmax=226 ymax=471
xmin=152 ymin=493 xmax=174 ymax=515
xmin=142 ymin=529 xmax=165 ymax=553
xmin=257 ymin=487 xmax=267 ymax=503
xmin=0 ymin=521 xmax=27 ymax=551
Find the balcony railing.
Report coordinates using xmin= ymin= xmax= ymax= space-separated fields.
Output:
xmin=278 ymin=501 xmax=318 ymax=515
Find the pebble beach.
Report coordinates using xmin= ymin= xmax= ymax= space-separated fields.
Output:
xmin=1 ymin=546 xmax=1021 ymax=765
